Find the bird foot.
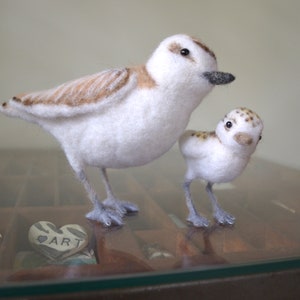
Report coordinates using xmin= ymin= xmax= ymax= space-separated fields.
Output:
xmin=214 ymin=208 xmax=235 ymax=226
xmin=187 ymin=213 xmax=210 ymax=228
xmin=86 ymin=202 xmax=124 ymax=227
xmin=103 ymin=198 xmax=139 ymax=217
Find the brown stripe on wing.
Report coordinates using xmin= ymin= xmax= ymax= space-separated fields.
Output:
xmin=12 ymin=68 xmax=131 ymax=107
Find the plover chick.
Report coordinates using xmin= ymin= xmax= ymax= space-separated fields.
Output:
xmin=179 ymin=107 xmax=263 ymax=227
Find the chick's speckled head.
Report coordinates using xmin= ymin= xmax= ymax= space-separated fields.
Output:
xmin=216 ymin=107 xmax=263 ymax=155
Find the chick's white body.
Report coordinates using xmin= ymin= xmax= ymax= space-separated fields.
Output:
xmin=181 ymin=132 xmax=249 ymax=184
xmin=179 ymin=108 xmax=263 ymax=227
xmin=1 ymin=34 xmax=235 ymax=227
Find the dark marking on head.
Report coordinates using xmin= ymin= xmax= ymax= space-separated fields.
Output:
xmin=168 ymin=42 xmax=181 ymax=54
xmin=234 ymin=132 xmax=253 ymax=146
xmin=192 ymin=38 xmax=216 ymax=59
xmin=2 ymin=102 xmax=7 ymax=108
xmin=168 ymin=42 xmax=195 ymax=62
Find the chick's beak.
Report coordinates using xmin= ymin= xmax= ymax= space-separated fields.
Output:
xmin=203 ymin=71 xmax=235 ymax=85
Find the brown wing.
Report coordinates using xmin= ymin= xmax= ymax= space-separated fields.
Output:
xmin=13 ymin=68 xmax=130 ymax=107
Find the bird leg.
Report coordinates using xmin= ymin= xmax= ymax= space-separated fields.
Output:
xmin=206 ymin=182 xmax=235 ymax=226
xmin=101 ymin=168 xmax=139 ymax=216
xmin=75 ymin=169 xmax=123 ymax=226
xmin=183 ymin=180 xmax=210 ymax=228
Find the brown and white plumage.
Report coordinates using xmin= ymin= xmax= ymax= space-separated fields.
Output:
xmin=3 ymin=66 xmax=157 ymax=119
xmin=179 ymin=108 xmax=263 ymax=227
xmin=1 ymin=34 xmax=235 ymax=226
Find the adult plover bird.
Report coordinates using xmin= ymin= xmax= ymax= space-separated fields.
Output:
xmin=1 ymin=34 xmax=235 ymax=227
xmin=179 ymin=107 xmax=263 ymax=227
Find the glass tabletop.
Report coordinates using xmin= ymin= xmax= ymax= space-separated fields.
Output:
xmin=0 ymin=149 xmax=299 ymax=298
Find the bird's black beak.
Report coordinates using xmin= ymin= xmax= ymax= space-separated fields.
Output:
xmin=203 ymin=71 xmax=235 ymax=85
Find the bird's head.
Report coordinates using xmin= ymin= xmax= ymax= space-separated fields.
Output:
xmin=146 ymin=34 xmax=235 ymax=98
xmin=216 ymin=107 xmax=263 ymax=156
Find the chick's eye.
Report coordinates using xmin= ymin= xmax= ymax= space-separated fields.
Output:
xmin=259 ymin=135 xmax=262 ymax=141
xmin=180 ymin=48 xmax=190 ymax=56
xmin=225 ymin=121 xmax=233 ymax=129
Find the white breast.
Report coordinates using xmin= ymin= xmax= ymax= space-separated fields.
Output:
xmin=185 ymin=140 xmax=249 ymax=183
xmin=42 ymin=87 xmax=199 ymax=169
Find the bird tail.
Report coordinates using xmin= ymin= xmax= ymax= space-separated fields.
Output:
xmin=0 ymin=98 xmax=35 ymax=122
xmin=0 ymin=99 xmax=20 ymax=118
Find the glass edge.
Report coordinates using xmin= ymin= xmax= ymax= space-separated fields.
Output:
xmin=1 ymin=257 xmax=300 ymax=298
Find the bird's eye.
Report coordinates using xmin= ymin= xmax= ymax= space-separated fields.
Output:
xmin=180 ymin=48 xmax=190 ymax=56
xmin=225 ymin=121 xmax=232 ymax=129
xmin=259 ymin=135 xmax=262 ymax=141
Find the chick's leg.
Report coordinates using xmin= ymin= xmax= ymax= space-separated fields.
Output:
xmin=183 ymin=180 xmax=210 ymax=227
xmin=101 ymin=168 xmax=139 ymax=215
xmin=206 ymin=182 xmax=235 ymax=225
xmin=74 ymin=169 xmax=123 ymax=226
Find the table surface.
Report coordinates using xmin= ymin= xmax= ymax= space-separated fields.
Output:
xmin=0 ymin=149 xmax=299 ymax=297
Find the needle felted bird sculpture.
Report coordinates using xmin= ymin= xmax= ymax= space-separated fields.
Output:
xmin=179 ymin=107 xmax=263 ymax=227
xmin=1 ymin=34 xmax=235 ymax=227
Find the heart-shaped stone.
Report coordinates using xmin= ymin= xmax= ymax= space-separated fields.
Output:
xmin=28 ymin=221 xmax=88 ymax=260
